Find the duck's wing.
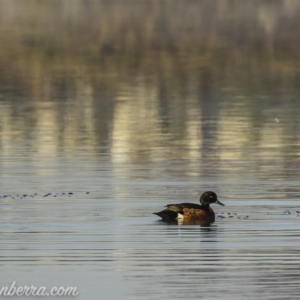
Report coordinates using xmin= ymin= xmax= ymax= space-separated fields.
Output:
xmin=165 ymin=203 xmax=203 ymax=213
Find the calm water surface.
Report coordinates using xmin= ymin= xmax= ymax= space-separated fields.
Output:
xmin=0 ymin=1 xmax=300 ymax=299
xmin=0 ymin=102 xmax=299 ymax=299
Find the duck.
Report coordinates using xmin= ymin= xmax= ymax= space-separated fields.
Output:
xmin=154 ymin=191 xmax=224 ymax=224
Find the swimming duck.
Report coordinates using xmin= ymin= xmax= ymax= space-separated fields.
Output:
xmin=154 ymin=191 xmax=224 ymax=224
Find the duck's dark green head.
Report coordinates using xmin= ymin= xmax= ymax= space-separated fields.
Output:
xmin=200 ymin=191 xmax=225 ymax=207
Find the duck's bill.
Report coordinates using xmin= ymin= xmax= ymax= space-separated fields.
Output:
xmin=215 ymin=199 xmax=225 ymax=206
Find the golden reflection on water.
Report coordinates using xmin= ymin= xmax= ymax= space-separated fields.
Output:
xmin=0 ymin=3 xmax=299 ymax=189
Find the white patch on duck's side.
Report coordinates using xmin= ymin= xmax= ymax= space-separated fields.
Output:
xmin=177 ymin=219 xmax=183 ymax=225
xmin=176 ymin=213 xmax=184 ymax=220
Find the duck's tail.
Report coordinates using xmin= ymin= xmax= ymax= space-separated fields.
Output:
xmin=153 ymin=209 xmax=180 ymax=221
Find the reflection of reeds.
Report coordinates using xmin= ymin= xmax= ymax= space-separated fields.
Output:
xmin=0 ymin=0 xmax=300 ymax=88
xmin=0 ymin=0 xmax=299 ymax=167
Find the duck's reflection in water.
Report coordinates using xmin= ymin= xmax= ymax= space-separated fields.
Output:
xmin=157 ymin=218 xmax=214 ymax=227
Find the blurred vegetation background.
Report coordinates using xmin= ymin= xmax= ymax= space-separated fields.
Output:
xmin=0 ymin=0 xmax=299 ymax=164
xmin=1 ymin=0 xmax=300 ymax=94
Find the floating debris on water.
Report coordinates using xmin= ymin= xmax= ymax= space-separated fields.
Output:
xmin=0 ymin=192 xmax=91 ymax=199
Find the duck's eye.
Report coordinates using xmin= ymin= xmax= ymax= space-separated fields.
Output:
xmin=209 ymin=195 xmax=213 ymax=199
